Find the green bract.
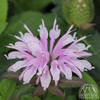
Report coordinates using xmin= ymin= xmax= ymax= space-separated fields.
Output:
xmin=62 ymin=0 xmax=94 ymax=30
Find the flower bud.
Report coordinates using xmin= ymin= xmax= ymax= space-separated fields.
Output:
xmin=62 ymin=0 xmax=95 ymax=30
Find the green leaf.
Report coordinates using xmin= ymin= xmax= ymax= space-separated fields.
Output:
xmin=58 ymin=76 xmax=87 ymax=88
xmin=9 ymin=84 xmax=31 ymax=100
xmin=65 ymin=95 xmax=77 ymax=100
xmin=0 ymin=11 xmax=55 ymax=53
xmin=44 ymin=91 xmax=63 ymax=100
xmin=52 ymin=0 xmax=64 ymax=19
xmin=0 ymin=22 xmax=7 ymax=35
xmin=0 ymin=96 xmax=3 ymax=100
xmin=0 ymin=79 xmax=16 ymax=100
xmin=0 ymin=0 xmax=8 ymax=22
xmin=0 ymin=54 xmax=17 ymax=77
xmin=0 ymin=0 xmax=8 ymax=34
xmin=9 ymin=0 xmax=53 ymax=14
xmin=82 ymin=72 xmax=100 ymax=100
xmin=21 ymin=94 xmax=41 ymax=100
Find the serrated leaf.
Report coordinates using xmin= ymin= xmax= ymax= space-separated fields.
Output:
xmin=58 ymin=76 xmax=87 ymax=88
xmin=82 ymin=72 xmax=100 ymax=100
xmin=0 ymin=11 xmax=55 ymax=53
xmin=32 ymin=85 xmax=45 ymax=98
xmin=48 ymin=84 xmax=64 ymax=99
xmin=8 ymin=84 xmax=31 ymax=100
xmin=21 ymin=94 xmax=41 ymax=100
xmin=0 ymin=79 xmax=16 ymax=100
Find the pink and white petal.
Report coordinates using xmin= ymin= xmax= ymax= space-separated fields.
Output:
xmin=24 ymin=24 xmax=33 ymax=36
xmin=19 ymin=67 xmax=31 ymax=80
xmin=79 ymin=60 xmax=94 ymax=70
xmin=67 ymin=36 xmax=86 ymax=49
xmin=52 ymin=49 xmax=64 ymax=59
xmin=37 ymin=66 xmax=44 ymax=76
xmin=8 ymin=60 xmax=28 ymax=72
xmin=23 ymin=66 xmax=37 ymax=84
xmin=36 ymin=75 xmax=41 ymax=85
xmin=15 ymin=42 xmax=29 ymax=51
xmin=66 ymin=64 xmax=82 ymax=78
xmin=4 ymin=51 xmax=22 ymax=60
xmin=50 ymin=60 xmax=60 ymax=86
xmin=52 ymin=34 xmax=74 ymax=56
xmin=70 ymin=59 xmax=85 ymax=71
xmin=40 ymin=66 xmax=51 ymax=90
xmin=50 ymin=18 xmax=57 ymax=53
xmin=73 ymin=43 xmax=86 ymax=52
xmin=38 ymin=25 xmax=48 ymax=39
xmin=59 ymin=63 xmax=72 ymax=80
xmin=77 ymin=51 xmax=92 ymax=57
xmin=62 ymin=35 xmax=74 ymax=46
xmin=25 ymin=58 xmax=40 ymax=68
xmin=27 ymin=39 xmax=42 ymax=55
xmin=22 ymin=33 xmax=35 ymax=43
xmin=49 ymin=25 xmax=60 ymax=39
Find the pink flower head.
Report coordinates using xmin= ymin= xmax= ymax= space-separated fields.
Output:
xmin=5 ymin=19 xmax=94 ymax=90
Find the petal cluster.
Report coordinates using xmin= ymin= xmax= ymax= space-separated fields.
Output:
xmin=5 ymin=19 xmax=94 ymax=90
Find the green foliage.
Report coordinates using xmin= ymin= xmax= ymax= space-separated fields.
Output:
xmin=0 ymin=11 xmax=55 ymax=53
xmin=21 ymin=94 xmax=41 ymax=100
xmin=0 ymin=54 xmax=17 ymax=77
xmin=0 ymin=79 xmax=16 ymax=100
xmin=65 ymin=95 xmax=77 ymax=100
xmin=82 ymin=72 xmax=100 ymax=100
xmin=9 ymin=84 xmax=31 ymax=100
xmin=0 ymin=0 xmax=8 ymax=35
xmin=9 ymin=0 xmax=53 ymax=14
xmin=0 ymin=96 xmax=3 ymax=100
xmin=44 ymin=91 xmax=64 ymax=100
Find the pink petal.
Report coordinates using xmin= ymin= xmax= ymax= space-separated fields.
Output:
xmin=40 ymin=66 xmax=51 ymax=90
xmin=52 ymin=25 xmax=74 ymax=57
xmin=8 ymin=60 xmax=28 ymax=72
xmin=23 ymin=66 xmax=37 ymax=84
xmin=38 ymin=25 xmax=48 ymax=39
xmin=66 ymin=64 xmax=82 ymax=78
xmin=50 ymin=18 xmax=57 ymax=53
xmin=4 ymin=51 xmax=22 ymax=60
xmin=50 ymin=60 xmax=60 ymax=86
xmin=41 ymin=19 xmax=48 ymax=51
xmin=73 ymin=43 xmax=86 ymax=52
xmin=19 ymin=66 xmax=31 ymax=80
xmin=15 ymin=41 xmax=29 ymax=51
xmin=59 ymin=63 xmax=72 ymax=80
xmin=24 ymin=24 xmax=34 ymax=36
xmin=49 ymin=25 xmax=60 ymax=39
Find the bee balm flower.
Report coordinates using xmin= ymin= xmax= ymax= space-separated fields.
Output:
xmin=5 ymin=19 xmax=94 ymax=90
